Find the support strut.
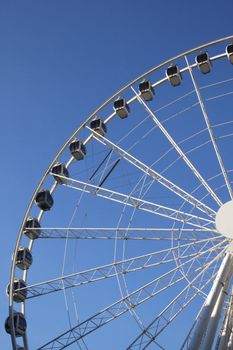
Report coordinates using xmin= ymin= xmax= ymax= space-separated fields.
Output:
xmin=217 ymin=286 xmax=233 ymax=350
xmin=200 ymin=277 xmax=231 ymax=350
xmin=188 ymin=252 xmax=233 ymax=350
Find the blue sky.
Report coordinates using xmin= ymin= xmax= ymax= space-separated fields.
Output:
xmin=1 ymin=1 xmax=233 ymax=349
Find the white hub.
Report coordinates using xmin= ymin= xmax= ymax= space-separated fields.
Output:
xmin=215 ymin=200 xmax=233 ymax=238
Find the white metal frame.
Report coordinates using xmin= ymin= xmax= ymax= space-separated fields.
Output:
xmin=8 ymin=35 xmax=233 ymax=350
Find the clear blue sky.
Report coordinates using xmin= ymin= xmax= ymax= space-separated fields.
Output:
xmin=1 ymin=0 xmax=233 ymax=349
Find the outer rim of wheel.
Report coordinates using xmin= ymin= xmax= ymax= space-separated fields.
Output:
xmin=8 ymin=34 xmax=233 ymax=350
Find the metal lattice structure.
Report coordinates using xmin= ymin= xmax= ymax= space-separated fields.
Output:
xmin=7 ymin=35 xmax=233 ymax=349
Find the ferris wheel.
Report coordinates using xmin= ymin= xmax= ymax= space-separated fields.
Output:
xmin=6 ymin=35 xmax=233 ymax=349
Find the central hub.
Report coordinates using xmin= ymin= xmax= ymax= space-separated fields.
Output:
xmin=215 ymin=200 xmax=233 ymax=238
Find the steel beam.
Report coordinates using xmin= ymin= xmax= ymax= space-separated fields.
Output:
xmin=188 ymin=252 xmax=233 ymax=350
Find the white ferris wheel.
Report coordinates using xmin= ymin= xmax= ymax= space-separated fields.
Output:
xmin=6 ymin=35 xmax=233 ymax=349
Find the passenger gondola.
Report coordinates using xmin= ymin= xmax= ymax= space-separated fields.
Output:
xmin=226 ymin=44 xmax=233 ymax=64
xmin=166 ymin=65 xmax=182 ymax=86
xmin=5 ymin=313 xmax=27 ymax=337
xmin=23 ymin=217 xmax=41 ymax=239
xmin=51 ymin=163 xmax=69 ymax=184
xmin=195 ymin=52 xmax=211 ymax=74
xmin=90 ymin=118 xmax=107 ymax=136
xmin=139 ymin=80 xmax=154 ymax=101
xmin=16 ymin=247 xmax=33 ymax=270
xmin=7 ymin=279 xmax=27 ymax=303
xmin=35 ymin=189 xmax=54 ymax=211
xmin=69 ymin=139 xmax=86 ymax=160
xmin=113 ymin=97 xmax=130 ymax=119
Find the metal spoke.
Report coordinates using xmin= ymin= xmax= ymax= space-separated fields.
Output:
xmin=37 ymin=240 xmax=226 ymax=349
xmin=88 ymin=128 xmax=215 ymax=219
xmin=51 ymin=174 xmax=216 ymax=230
xmin=20 ymin=236 xmax=223 ymax=298
xmin=126 ymin=249 xmax=226 ymax=349
xmin=37 ymin=227 xmax=220 ymax=240
xmin=131 ymin=86 xmax=222 ymax=206
xmin=185 ymin=55 xmax=233 ymax=200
